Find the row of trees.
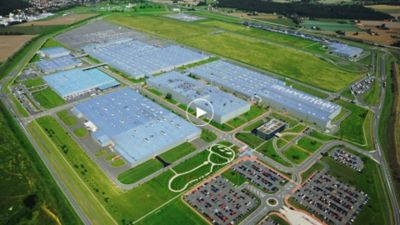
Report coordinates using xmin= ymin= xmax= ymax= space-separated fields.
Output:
xmin=217 ymin=0 xmax=393 ymax=20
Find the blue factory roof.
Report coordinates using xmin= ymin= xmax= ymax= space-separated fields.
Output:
xmin=188 ymin=60 xmax=341 ymax=127
xmin=148 ymin=71 xmax=250 ymax=119
xmin=73 ymin=88 xmax=201 ymax=164
xmin=83 ymin=39 xmax=209 ymax=79
xmin=43 ymin=68 xmax=119 ymax=98
xmin=328 ymin=43 xmax=363 ymax=58
xmin=36 ymin=55 xmax=81 ymax=73
xmin=40 ymin=46 xmax=70 ymax=58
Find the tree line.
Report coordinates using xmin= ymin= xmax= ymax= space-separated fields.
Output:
xmin=216 ymin=0 xmax=393 ymax=20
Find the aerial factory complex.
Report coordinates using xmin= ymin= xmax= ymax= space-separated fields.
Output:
xmin=1 ymin=2 xmax=399 ymax=225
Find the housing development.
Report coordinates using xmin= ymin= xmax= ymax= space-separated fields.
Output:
xmin=0 ymin=1 xmax=399 ymax=225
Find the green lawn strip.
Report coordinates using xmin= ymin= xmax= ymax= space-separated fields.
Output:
xmin=209 ymin=120 xmax=234 ymax=131
xmin=363 ymin=81 xmax=380 ymax=106
xmin=107 ymin=15 xmax=362 ymax=92
xmin=200 ymin=129 xmax=217 ymax=143
xmin=136 ymin=198 xmax=208 ymax=225
xmin=32 ymin=88 xmax=65 ymax=109
xmin=341 ymin=88 xmax=355 ymax=100
xmin=117 ymin=159 xmax=163 ymax=184
xmin=226 ymin=105 xmax=266 ymax=128
xmin=41 ymin=38 xmax=65 ymax=48
xmin=296 ymin=137 xmax=322 ymax=153
xmin=222 ymin=169 xmax=247 ymax=186
xmin=57 ymin=110 xmax=78 ymax=126
xmin=283 ymin=145 xmax=310 ymax=164
xmin=321 ymin=156 xmax=391 ymax=225
xmin=300 ymin=162 xmax=324 ymax=181
xmin=73 ymin=127 xmax=89 ymax=138
xmin=281 ymin=134 xmax=297 ymax=142
xmin=268 ymin=214 xmax=290 ymax=225
xmin=95 ymin=149 xmax=107 ymax=157
xmin=243 ymin=118 xmax=266 ymax=132
xmin=159 ymin=142 xmax=196 ymax=163
xmin=308 ymin=130 xmax=337 ymax=142
xmin=111 ymin=159 xmax=125 ymax=168
xmin=270 ymin=112 xmax=298 ymax=127
xmin=335 ymin=99 xmax=369 ymax=145
xmin=0 ymin=103 xmax=83 ymax=225
xmin=276 ymin=138 xmax=288 ymax=149
xmin=284 ymin=124 xmax=306 ymax=133
xmin=23 ymin=77 xmax=45 ymax=88
xmin=256 ymin=141 xmax=292 ymax=167
xmin=0 ymin=25 xmax=67 ymax=35
xmin=147 ymin=87 xmax=163 ymax=96
xmin=332 ymin=108 xmax=350 ymax=123
xmin=173 ymin=150 xmax=210 ymax=173
xmin=235 ymin=132 xmax=265 ymax=149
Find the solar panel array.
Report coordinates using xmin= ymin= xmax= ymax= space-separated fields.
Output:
xmin=36 ymin=55 xmax=82 ymax=74
xmin=72 ymin=88 xmax=201 ymax=165
xmin=147 ymin=71 xmax=250 ymax=123
xmin=83 ymin=39 xmax=209 ymax=79
xmin=43 ymin=68 xmax=119 ymax=99
xmin=329 ymin=43 xmax=363 ymax=58
xmin=188 ymin=60 xmax=341 ymax=128
xmin=39 ymin=46 xmax=71 ymax=58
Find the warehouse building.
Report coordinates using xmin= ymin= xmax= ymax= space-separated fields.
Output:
xmin=328 ymin=42 xmax=363 ymax=59
xmin=36 ymin=55 xmax=82 ymax=74
xmin=38 ymin=46 xmax=71 ymax=59
xmin=147 ymin=71 xmax=250 ymax=124
xmin=72 ymin=88 xmax=201 ymax=165
xmin=252 ymin=119 xmax=286 ymax=140
xmin=84 ymin=39 xmax=209 ymax=79
xmin=188 ymin=60 xmax=341 ymax=128
xmin=43 ymin=68 xmax=119 ymax=100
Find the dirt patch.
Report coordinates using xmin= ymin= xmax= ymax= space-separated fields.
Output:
xmin=0 ymin=35 xmax=35 ymax=62
xmin=18 ymin=13 xmax=97 ymax=26
xmin=345 ymin=20 xmax=400 ymax=45
xmin=367 ymin=4 xmax=400 ymax=18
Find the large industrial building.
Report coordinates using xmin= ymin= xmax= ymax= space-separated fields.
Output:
xmin=328 ymin=42 xmax=363 ymax=59
xmin=43 ymin=68 xmax=119 ymax=100
xmin=83 ymin=39 xmax=209 ymax=79
xmin=72 ymin=88 xmax=201 ymax=165
xmin=147 ymin=71 xmax=250 ymax=124
xmin=38 ymin=46 xmax=71 ymax=59
xmin=188 ymin=60 xmax=341 ymax=128
xmin=36 ymin=55 xmax=82 ymax=74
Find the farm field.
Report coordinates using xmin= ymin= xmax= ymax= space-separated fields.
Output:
xmin=107 ymin=15 xmax=363 ymax=92
xmin=19 ymin=13 xmax=97 ymax=26
xmin=0 ymin=35 xmax=35 ymax=62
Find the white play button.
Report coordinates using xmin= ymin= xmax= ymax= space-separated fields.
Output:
xmin=196 ymin=107 xmax=207 ymax=118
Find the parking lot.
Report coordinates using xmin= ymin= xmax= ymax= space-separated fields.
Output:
xmin=185 ymin=176 xmax=259 ymax=225
xmin=351 ymin=76 xmax=375 ymax=96
xmin=292 ymin=171 xmax=368 ymax=225
xmin=330 ymin=148 xmax=364 ymax=172
xmin=232 ymin=160 xmax=288 ymax=193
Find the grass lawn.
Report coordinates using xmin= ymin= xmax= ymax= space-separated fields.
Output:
xmin=226 ymin=105 xmax=266 ymax=128
xmin=296 ymin=137 xmax=322 ymax=153
xmin=301 ymin=162 xmax=324 ymax=181
xmin=284 ymin=124 xmax=306 ymax=133
xmin=107 ymin=15 xmax=363 ymax=92
xmin=308 ymin=130 xmax=336 ymax=142
xmin=301 ymin=19 xmax=359 ymax=32
xmin=256 ymin=141 xmax=292 ymax=167
xmin=57 ymin=110 xmax=77 ymax=126
xmin=335 ymin=99 xmax=369 ymax=145
xmin=117 ymin=159 xmax=163 ymax=184
xmin=235 ymin=132 xmax=264 ymax=149
xmin=23 ymin=77 xmax=45 ymax=88
xmin=136 ymin=198 xmax=207 ymax=225
xmin=147 ymin=88 xmax=163 ymax=97
xmin=283 ymin=146 xmax=310 ymax=164
xmin=268 ymin=214 xmax=290 ymax=225
xmin=159 ymin=142 xmax=196 ymax=163
xmin=32 ymin=88 xmax=65 ymax=109
xmin=200 ymin=129 xmax=217 ymax=143
xmin=243 ymin=119 xmax=266 ymax=132
xmin=222 ymin=169 xmax=247 ymax=186
xmin=276 ymin=138 xmax=288 ymax=149
xmin=111 ymin=159 xmax=125 ymax=167
xmin=363 ymin=81 xmax=380 ymax=106
xmin=73 ymin=127 xmax=88 ymax=138
xmin=42 ymin=38 xmax=65 ymax=48
xmin=270 ymin=112 xmax=298 ymax=127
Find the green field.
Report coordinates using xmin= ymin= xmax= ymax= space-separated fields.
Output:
xmin=270 ymin=113 xmax=298 ymax=127
xmin=73 ymin=127 xmax=89 ymax=138
xmin=200 ymin=129 xmax=217 ymax=143
xmin=256 ymin=141 xmax=292 ymax=167
xmin=0 ymin=25 xmax=67 ymax=35
xmin=107 ymin=15 xmax=363 ymax=91
xmin=0 ymin=103 xmax=82 ymax=225
xmin=57 ymin=110 xmax=77 ymax=126
xmin=236 ymin=132 xmax=265 ymax=149
xmin=32 ymin=88 xmax=65 ymax=109
xmin=23 ymin=77 xmax=45 ymax=88
xmin=301 ymin=20 xmax=360 ymax=32
xmin=283 ymin=145 xmax=310 ymax=164
xmin=159 ymin=142 xmax=196 ymax=163
xmin=296 ymin=137 xmax=322 ymax=153
xmin=225 ymin=105 xmax=267 ymax=129
xmin=117 ymin=159 xmax=163 ymax=184
xmin=222 ymin=169 xmax=247 ymax=186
